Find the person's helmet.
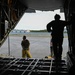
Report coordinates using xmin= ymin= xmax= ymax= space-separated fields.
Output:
xmin=54 ymin=14 xmax=60 ymax=20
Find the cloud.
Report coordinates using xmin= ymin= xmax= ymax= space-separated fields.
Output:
xmin=15 ymin=10 xmax=65 ymax=30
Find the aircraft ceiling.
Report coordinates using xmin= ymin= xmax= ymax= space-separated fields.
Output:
xmin=19 ymin=0 xmax=65 ymax=12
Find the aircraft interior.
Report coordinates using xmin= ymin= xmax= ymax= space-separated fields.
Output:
xmin=0 ymin=0 xmax=75 ymax=74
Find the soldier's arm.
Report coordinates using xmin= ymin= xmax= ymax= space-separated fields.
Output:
xmin=46 ymin=23 xmax=52 ymax=32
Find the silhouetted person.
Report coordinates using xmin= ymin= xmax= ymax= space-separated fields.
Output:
xmin=46 ymin=14 xmax=71 ymax=62
xmin=21 ymin=35 xmax=32 ymax=58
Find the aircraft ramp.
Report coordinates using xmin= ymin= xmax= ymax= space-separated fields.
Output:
xmin=0 ymin=58 xmax=68 ymax=75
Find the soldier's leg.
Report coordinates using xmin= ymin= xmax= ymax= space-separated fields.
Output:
xmin=22 ymin=50 xmax=26 ymax=58
xmin=26 ymin=50 xmax=32 ymax=58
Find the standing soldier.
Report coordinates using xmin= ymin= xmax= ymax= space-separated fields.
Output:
xmin=21 ymin=35 xmax=32 ymax=58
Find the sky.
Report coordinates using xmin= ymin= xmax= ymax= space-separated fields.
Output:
xmin=15 ymin=9 xmax=65 ymax=30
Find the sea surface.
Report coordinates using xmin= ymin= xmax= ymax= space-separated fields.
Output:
xmin=0 ymin=32 xmax=68 ymax=59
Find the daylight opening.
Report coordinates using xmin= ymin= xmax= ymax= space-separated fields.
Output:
xmin=1 ymin=9 xmax=68 ymax=59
